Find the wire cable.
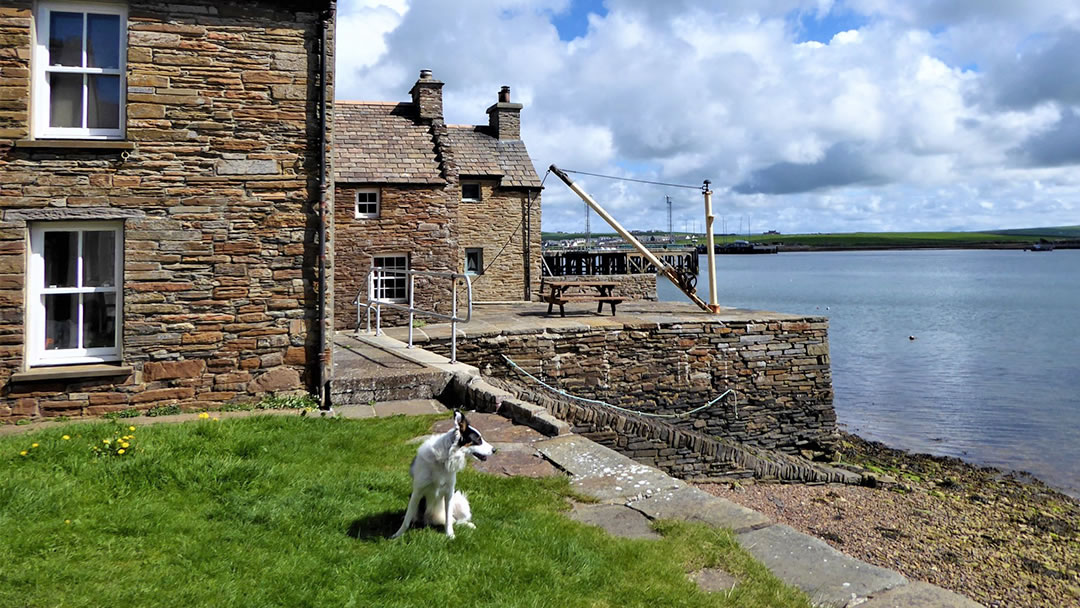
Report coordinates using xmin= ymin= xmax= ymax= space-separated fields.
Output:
xmin=501 ymin=354 xmax=736 ymax=419
xmin=561 ymin=168 xmax=703 ymax=191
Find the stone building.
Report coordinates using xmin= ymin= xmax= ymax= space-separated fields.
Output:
xmin=333 ymin=70 xmax=542 ymax=329
xmin=0 ymin=0 xmax=336 ymax=421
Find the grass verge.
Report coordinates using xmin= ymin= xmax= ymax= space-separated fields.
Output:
xmin=1 ymin=414 xmax=810 ymax=608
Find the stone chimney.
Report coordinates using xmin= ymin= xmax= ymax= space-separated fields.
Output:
xmin=486 ymin=85 xmax=523 ymax=140
xmin=409 ymin=69 xmax=443 ymax=122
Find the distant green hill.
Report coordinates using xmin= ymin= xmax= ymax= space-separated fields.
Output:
xmin=985 ymin=225 xmax=1080 ymax=238
xmin=541 ymin=227 xmax=1079 ymax=249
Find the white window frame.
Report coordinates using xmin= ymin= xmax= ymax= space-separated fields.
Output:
xmin=354 ymin=188 xmax=380 ymax=219
xmin=27 ymin=221 xmax=123 ymax=367
xmin=33 ymin=1 xmax=127 ymax=140
xmin=465 ymin=248 xmax=484 ymax=275
xmin=461 ymin=182 xmax=481 ymax=202
xmin=372 ymin=254 xmax=408 ymax=304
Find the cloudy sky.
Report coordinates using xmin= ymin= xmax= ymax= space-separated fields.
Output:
xmin=335 ymin=0 xmax=1080 ymax=234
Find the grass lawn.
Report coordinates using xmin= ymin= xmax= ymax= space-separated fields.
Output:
xmin=1 ymin=414 xmax=811 ymax=608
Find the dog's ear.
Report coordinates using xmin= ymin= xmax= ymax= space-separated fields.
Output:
xmin=454 ymin=409 xmax=468 ymax=433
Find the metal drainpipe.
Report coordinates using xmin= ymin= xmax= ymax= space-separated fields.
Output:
xmin=316 ymin=8 xmax=330 ymax=408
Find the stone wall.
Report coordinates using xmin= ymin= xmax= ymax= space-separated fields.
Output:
xmin=542 ymin=274 xmax=657 ymax=301
xmin=426 ymin=315 xmax=836 ymax=455
xmin=0 ymin=1 xmax=333 ymax=421
xmin=457 ymin=180 xmax=541 ymax=303
xmin=334 ymin=183 xmax=457 ymax=329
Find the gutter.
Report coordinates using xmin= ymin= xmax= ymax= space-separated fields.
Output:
xmin=316 ymin=8 xmax=331 ymax=408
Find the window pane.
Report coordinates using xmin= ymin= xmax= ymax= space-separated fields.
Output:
xmin=88 ymin=75 xmax=120 ymax=129
xmin=83 ymin=292 xmax=116 ymax=349
xmin=82 ymin=231 xmax=116 ymax=287
xmin=87 ymin=13 xmax=120 ymax=69
xmin=49 ymin=73 xmax=83 ymax=129
xmin=44 ymin=231 xmax=77 ymax=288
xmin=45 ymin=293 xmax=78 ymax=350
xmin=49 ymin=11 xmax=83 ymax=67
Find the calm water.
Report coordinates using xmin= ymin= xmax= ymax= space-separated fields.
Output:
xmin=658 ymin=249 xmax=1080 ymax=497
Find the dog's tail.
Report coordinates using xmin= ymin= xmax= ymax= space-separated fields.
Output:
xmin=424 ymin=491 xmax=472 ymax=527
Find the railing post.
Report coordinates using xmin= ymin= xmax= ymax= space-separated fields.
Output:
xmin=450 ymin=276 xmax=458 ymax=364
xmin=407 ymin=273 xmax=415 ymax=349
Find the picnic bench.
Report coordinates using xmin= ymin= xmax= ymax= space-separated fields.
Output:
xmin=541 ymin=279 xmax=623 ymax=317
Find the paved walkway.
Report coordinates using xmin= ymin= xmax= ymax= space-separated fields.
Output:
xmin=431 ymin=410 xmax=984 ymax=608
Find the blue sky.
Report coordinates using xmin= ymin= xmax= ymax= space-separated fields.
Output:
xmin=336 ymin=0 xmax=1080 ymax=234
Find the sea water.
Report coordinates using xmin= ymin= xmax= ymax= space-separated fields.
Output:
xmin=658 ymin=249 xmax=1080 ymax=497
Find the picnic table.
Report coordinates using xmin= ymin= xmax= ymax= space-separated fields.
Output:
xmin=541 ymin=279 xmax=623 ymax=317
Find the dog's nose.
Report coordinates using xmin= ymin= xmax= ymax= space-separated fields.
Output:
xmin=492 ymin=447 xmax=498 ymax=454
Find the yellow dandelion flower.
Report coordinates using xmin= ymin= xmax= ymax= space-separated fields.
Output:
xmin=19 ymin=450 xmax=27 ymax=456
xmin=121 ymin=442 xmax=129 ymax=448
xmin=117 ymin=449 xmax=125 ymax=455
xmin=64 ymin=519 xmax=71 ymax=525
xmin=198 ymin=412 xmax=210 ymax=419
xmin=31 ymin=443 xmax=39 ymax=448
xmin=128 ymin=426 xmax=136 ymax=431
xmin=212 ymin=417 xmax=220 ymax=422
xmin=103 ymin=439 xmax=111 ymax=445
xmin=62 ymin=435 xmax=70 ymax=440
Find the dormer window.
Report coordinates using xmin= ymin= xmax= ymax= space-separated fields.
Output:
xmin=461 ymin=182 xmax=481 ymax=202
xmin=33 ymin=2 xmax=127 ymax=140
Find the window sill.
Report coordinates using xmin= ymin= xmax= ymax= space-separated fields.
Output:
xmin=10 ymin=364 xmax=133 ymax=383
xmin=14 ymin=139 xmax=135 ymax=151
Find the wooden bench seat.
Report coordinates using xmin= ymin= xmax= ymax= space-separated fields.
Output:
xmin=541 ymin=294 xmax=623 ymax=317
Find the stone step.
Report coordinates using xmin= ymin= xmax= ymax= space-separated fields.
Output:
xmin=329 ymin=368 xmax=451 ymax=405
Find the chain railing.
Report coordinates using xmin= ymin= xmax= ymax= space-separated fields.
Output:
xmin=355 ymin=269 xmax=473 ymax=363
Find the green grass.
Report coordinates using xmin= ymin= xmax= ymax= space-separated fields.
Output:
xmin=0 ymin=415 xmax=810 ymax=608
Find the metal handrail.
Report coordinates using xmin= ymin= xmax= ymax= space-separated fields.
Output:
xmin=355 ymin=268 xmax=473 ymax=363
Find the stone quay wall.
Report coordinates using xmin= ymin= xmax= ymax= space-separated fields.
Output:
xmin=426 ymin=315 xmax=836 ymax=456
xmin=0 ymin=1 xmax=333 ymax=422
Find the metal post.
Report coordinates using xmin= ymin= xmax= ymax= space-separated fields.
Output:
xmin=407 ymin=273 xmax=415 ymax=348
xmin=703 ymin=181 xmax=720 ymax=312
xmin=450 ymin=277 xmax=458 ymax=363
xmin=374 ymin=269 xmax=382 ymax=336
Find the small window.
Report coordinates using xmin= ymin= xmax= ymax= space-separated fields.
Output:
xmin=372 ymin=254 xmax=408 ymax=303
xmin=355 ymin=189 xmax=380 ymax=218
xmin=465 ymin=248 xmax=484 ymax=275
xmin=33 ymin=2 xmax=127 ymax=140
xmin=461 ymin=182 xmax=481 ymax=202
xmin=27 ymin=221 xmax=123 ymax=366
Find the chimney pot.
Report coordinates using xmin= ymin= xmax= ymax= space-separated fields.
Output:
xmin=419 ymin=69 xmax=433 ymax=80
xmin=499 ymin=86 xmax=511 ymax=103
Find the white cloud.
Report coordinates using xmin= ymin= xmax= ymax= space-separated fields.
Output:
xmin=334 ymin=1 xmax=1080 ymax=233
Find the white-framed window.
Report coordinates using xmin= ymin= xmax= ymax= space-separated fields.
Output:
xmin=465 ymin=248 xmax=483 ymax=275
xmin=372 ymin=254 xmax=408 ymax=303
xmin=354 ymin=188 xmax=380 ymax=219
xmin=461 ymin=182 xmax=481 ymax=202
xmin=33 ymin=1 xmax=127 ymax=140
xmin=27 ymin=221 xmax=123 ymax=367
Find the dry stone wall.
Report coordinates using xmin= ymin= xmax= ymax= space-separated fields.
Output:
xmin=0 ymin=1 xmax=332 ymax=421
xmin=427 ymin=316 xmax=836 ymax=456
xmin=458 ymin=180 xmax=541 ymax=303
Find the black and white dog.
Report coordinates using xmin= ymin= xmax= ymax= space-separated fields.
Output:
xmin=390 ymin=410 xmax=495 ymax=539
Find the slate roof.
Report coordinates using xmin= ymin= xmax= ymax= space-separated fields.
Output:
xmin=446 ymin=126 xmax=542 ymax=188
xmin=333 ymin=102 xmax=442 ymax=184
xmin=334 ymin=101 xmax=542 ymax=189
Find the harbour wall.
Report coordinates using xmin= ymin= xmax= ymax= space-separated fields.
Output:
xmin=425 ymin=312 xmax=836 ymax=457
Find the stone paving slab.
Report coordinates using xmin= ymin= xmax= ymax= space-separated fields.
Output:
xmin=858 ymin=582 xmax=986 ymax=608
xmin=372 ymin=399 xmax=446 ymax=417
xmin=690 ymin=567 xmax=740 ymax=593
xmin=534 ymin=435 xmax=684 ymax=503
xmin=737 ymin=524 xmax=907 ymax=608
xmin=568 ymin=503 xmax=661 ymax=540
xmin=628 ymin=485 xmax=771 ymax=532
xmin=333 ymin=404 xmax=376 ymax=419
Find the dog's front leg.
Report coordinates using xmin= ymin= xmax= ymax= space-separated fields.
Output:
xmin=390 ymin=487 xmax=422 ymax=539
xmin=444 ymin=480 xmax=455 ymax=539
